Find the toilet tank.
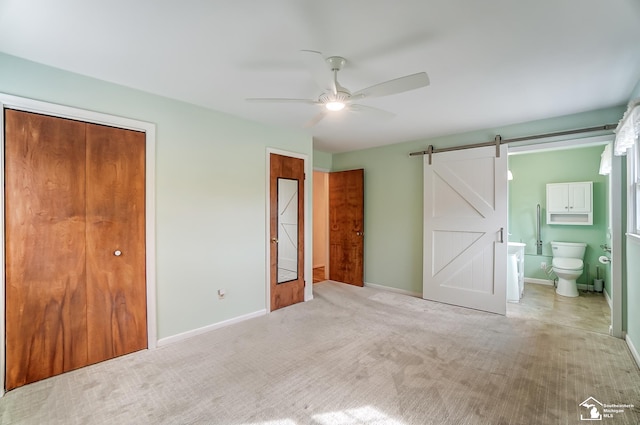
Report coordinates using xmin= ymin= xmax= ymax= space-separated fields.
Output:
xmin=551 ymin=241 xmax=586 ymax=259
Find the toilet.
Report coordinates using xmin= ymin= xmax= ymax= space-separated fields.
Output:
xmin=551 ymin=241 xmax=587 ymax=297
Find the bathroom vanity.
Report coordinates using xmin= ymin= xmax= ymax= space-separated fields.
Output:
xmin=508 ymin=242 xmax=526 ymax=300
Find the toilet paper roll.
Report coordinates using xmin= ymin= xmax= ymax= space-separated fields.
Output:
xmin=598 ymin=255 xmax=611 ymax=264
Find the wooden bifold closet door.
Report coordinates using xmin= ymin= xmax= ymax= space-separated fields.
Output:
xmin=4 ymin=109 xmax=147 ymax=390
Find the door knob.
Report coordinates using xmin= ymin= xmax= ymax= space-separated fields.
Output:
xmin=114 ymin=250 xmax=122 ymax=256
xmin=271 ymin=238 xmax=278 ymax=243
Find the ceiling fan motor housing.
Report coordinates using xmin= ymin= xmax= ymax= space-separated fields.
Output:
xmin=319 ymin=90 xmax=350 ymax=105
xmin=326 ymin=56 xmax=346 ymax=71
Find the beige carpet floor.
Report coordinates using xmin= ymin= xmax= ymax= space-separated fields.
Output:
xmin=1 ymin=281 xmax=639 ymax=425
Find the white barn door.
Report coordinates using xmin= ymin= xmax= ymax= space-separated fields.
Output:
xmin=423 ymin=145 xmax=507 ymax=314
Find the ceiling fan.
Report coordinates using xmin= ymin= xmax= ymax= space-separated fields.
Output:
xmin=246 ymin=50 xmax=430 ymax=127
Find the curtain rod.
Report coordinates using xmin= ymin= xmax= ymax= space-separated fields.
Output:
xmin=409 ymin=123 xmax=618 ymax=158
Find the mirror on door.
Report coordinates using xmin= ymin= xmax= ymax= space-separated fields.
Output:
xmin=277 ymin=177 xmax=299 ymax=283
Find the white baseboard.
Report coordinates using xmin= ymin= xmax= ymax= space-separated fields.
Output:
xmin=604 ymin=288 xmax=613 ymax=309
xmin=526 ymin=278 xmax=610 ymax=299
xmin=626 ymin=334 xmax=640 ymax=369
xmin=157 ymin=309 xmax=266 ymax=347
xmin=364 ymin=282 xmax=422 ymax=298
xmin=524 ymin=278 xmax=554 ymax=286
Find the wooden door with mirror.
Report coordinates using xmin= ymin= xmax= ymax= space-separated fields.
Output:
xmin=270 ymin=153 xmax=305 ymax=311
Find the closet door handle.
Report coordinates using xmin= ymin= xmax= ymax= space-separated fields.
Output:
xmin=114 ymin=250 xmax=122 ymax=256
xmin=499 ymin=228 xmax=504 ymax=243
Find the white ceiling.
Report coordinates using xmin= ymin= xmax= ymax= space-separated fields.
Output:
xmin=1 ymin=1 xmax=639 ymax=153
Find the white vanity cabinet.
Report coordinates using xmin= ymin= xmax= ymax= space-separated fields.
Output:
xmin=546 ymin=181 xmax=593 ymax=225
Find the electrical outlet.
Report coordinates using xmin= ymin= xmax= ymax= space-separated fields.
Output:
xmin=540 ymin=262 xmax=547 ymax=270
xmin=217 ymin=289 xmax=226 ymax=299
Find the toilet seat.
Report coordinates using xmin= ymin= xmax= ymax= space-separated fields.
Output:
xmin=552 ymin=257 xmax=583 ymax=271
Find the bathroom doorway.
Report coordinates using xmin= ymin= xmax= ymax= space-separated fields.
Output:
xmin=506 ymin=135 xmax=617 ymax=335
xmin=313 ymin=170 xmax=330 ymax=282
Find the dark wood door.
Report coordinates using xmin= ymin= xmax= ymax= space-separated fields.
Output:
xmin=329 ymin=169 xmax=364 ymax=286
xmin=5 ymin=110 xmax=89 ymax=389
xmin=270 ymin=153 xmax=305 ymax=311
xmin=4 ymin=110 xmax=147 ymax=390
xmin=85 ymin=123 xmax=147 ymax=364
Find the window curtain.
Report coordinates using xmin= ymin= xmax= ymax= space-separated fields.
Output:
xmin=599 ymin=143 xmax=612 ymax=175
xmin=614 ymin=98 xmax=640 ymax=156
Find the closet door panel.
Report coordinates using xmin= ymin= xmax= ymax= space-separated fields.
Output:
xmin=4 ymin=110 xmax=88 ymax=390
xmin=85 ymin=124 xmax=147 ymax=364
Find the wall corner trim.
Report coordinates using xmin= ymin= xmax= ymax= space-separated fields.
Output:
xmin=625 ymin=334 xmax=640 ymax=369
xmin=604 ymin=288 xmax=613 ymax=309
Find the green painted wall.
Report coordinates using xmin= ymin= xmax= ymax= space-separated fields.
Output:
xmin=333 ymin=106 xmax=625 ymax=295
xmin=336 ymin=142 xmax=425 ymax=295
xmin=508 ymin=146 xmax=609 ymax=291
xmin=313 ymin=150 xmax=333 ymax=170
xmin=0 ymin=53 xmax=313 ymax=340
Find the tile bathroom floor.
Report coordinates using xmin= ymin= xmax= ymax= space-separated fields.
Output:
xmin=507 ymin=282 xmax=611 ymax=334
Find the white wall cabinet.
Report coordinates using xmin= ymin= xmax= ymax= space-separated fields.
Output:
xmin=546 ymin=181 xmax=593 ymax=225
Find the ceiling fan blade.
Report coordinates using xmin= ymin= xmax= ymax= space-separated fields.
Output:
xmin=348 ymin=104 xmax=396 ymax=120
xmin=246 ymin=98 xmax=319 ymax=105
xmin=351 ymin=72 xmax=430 ymax=100
xmin=300 ymin=50 xmax=331 ymax=91
xmin=304 ymin=110 xmax=328 ymax=128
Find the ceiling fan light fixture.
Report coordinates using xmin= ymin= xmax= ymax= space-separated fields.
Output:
xmin=326 ymin=101 xmax=346 ymax=111
xmin=321 ymin=91 xmax=349 ymax=112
